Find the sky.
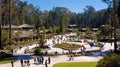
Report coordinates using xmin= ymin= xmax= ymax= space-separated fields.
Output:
xmin=21 ymin=0 xmax=108 ymax=13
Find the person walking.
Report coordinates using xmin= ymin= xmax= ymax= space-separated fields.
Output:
xmin=48 ymin=56 xmax=51 ymax=64
xmin=45 ymin=60 xmax=48 ymax=67
xmin=27 ymin=59 xmax=30 ymax=67
xmin=33 ymin=56 xmax=36 ymax=64
xmin=39 ymin=56 xmax=42 ymax=64
xmin=11 ymin=60 xmax=14 ymax=67
xmin=37 ymin=56 xmax=39 ymax=64
xmin=71 ymin=54 xmax=74 ymax=61
xmin=41 ymin=56 xmax=44 ymax=64
xmin=24 ymin=60 xmax=27 ymax=67
xmin=20 ymin=59 xmax=23 ymax=67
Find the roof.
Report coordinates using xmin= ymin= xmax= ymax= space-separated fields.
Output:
xmin=0 ymin=50 xmax=9 ymax=53
xmin=81 ymin=28 xmax=87 ymax=30
xmin=2 ymin=24 xmax=18 ymax=29
xmin=39 ymin=30 xmax=51 ymax=33
xmin=67 ymin=28 xmax=78 ymax=30
xmin=13 ymin=33 xmax=33 ymax=38
xmin=2 ymin=24 xmax=33 ymax=29
xmin=19 ymin=24 xmax=33 ymax=28
xmin=19 ymin=34 xmax=30 ymax=38
xmin=91 ymin=28 xmax=98 ymax=31
xmin=69 ymin=24 xmax=77 ymax=27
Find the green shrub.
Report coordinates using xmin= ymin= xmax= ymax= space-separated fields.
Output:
xmin=54 ymin=43 xmax=81 ymax=50
xmin=39 ymin=38 xmax=45 ymax=48
xmin=0 ymin=52 xmax=13 ymax=59
xmin=5 ymin=45 xmax=13 ymax=52
xmin=96 ymin=53 xmax=120 ymax=67
xmin=34 ymin=47 xmax=42 ymax=55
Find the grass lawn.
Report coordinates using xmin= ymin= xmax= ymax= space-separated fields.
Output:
xmin=0 ymin=58 xmax=15 ymax=64
xmin=54 ymin=62 xmax=97 ymax=67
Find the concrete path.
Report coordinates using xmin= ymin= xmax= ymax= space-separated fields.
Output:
xmin=0 ymin=55 xmax=102 ymax=67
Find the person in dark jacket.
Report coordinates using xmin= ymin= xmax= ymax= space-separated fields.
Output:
xmin=20 ymin=59 xmax=23 ymax=67
xmin=11 ymin=60 xmax=14 ymax=67
xmin=48 ymin=56 xmax=51 ymax=64
xmin=45 ymin=60 xmax=48 ymax=67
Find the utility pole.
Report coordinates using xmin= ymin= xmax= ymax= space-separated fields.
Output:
xmin=0 ymin=0 xmax=2 ymax=49
xmin=9 ymin=0 xmax=12 ymax=46
xmin=113 ymin=0 xmax=117 ymax=53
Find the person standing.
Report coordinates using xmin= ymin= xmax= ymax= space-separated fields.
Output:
xmin=71 ymin=54 xmax=74 ymax=61
xmin=41 ymin=56 xmax=44 ymax=64
xmin=11 ymin=60 xmax=14 ymax=67
xmin=27 ymin=59 xmax=30 ymax=67
xmin=20 ymin=59 xmax=23 ymax=67
xmin=37 ymin=56 xmax=39 ymax=64
xmin=45 ymin=60 xmax=48 ymax=67
xmin=33 ymin=56 xmax=35 ymax=64
xmin=24 ymin=60 xmax=27 ymax=67
xmin=39 ymin=56 xmax=42 ymax=64
xmin=48 ymin=56 xmax=51 ymax=64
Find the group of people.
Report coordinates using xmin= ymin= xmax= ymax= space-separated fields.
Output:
xmin=33 ymin=56 xmax=44 ymax=64
xmin=81 ymin=45 xmax=86 ymax=52
xmin=52 ymin=35 xmax=68 ymax=44
xmin=20 ymin=59 xmax=30 ymax=67
xmin=33 ymin=56 xmax=51 ymax=67
xmin=68 ymin=54 xmax=74 ymax=61
xmin=11 ymin=59 xmax=30 ymax=67
xmin=11 ymin=56 xmax=51 ymax=67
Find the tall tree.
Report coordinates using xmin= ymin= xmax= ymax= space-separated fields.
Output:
xmin=0 ymin=0 xmax=2 ymax=49
xmin=103 ymin=0 xmax=120 ymax=53
xmin=1 ymin=30 xmax=9 ymax=49
xmin=9 ymin=0 xmax=13 ymax=46
xmin=59 ymin=14 xmax=66 ymax=34
xmin=117 ymin=1 xmax=120 ymax=25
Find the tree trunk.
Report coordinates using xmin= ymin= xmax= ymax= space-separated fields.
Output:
xmin=0 ymin=0 xmax=2 ymax=49
xmin=113 ymin=0 xmax=118 ymax=53
xmin=9 ymin=0 xmax=12 ymax=46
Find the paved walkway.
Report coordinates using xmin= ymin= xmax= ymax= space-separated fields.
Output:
xmin=0 ymin=55 xmax=102 ymax=67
